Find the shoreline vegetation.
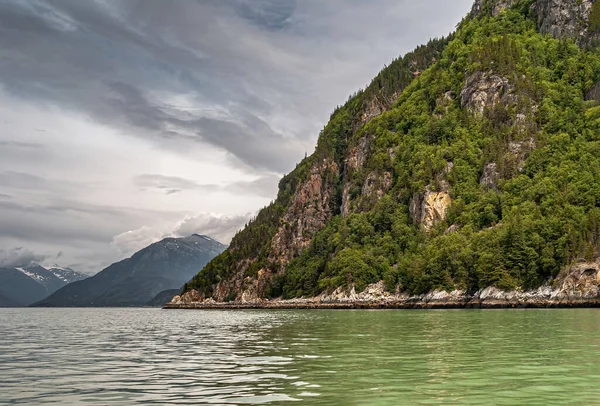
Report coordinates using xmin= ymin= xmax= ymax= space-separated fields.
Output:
xmin=165 ymin=261 xmax=600 ymax=310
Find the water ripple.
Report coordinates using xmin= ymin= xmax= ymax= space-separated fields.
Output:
xmin=1 ymin=308 xmax=600 ymax=404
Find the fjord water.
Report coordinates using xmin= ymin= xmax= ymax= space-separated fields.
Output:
xmin=1 ymin=309 xmax=600 ymax=405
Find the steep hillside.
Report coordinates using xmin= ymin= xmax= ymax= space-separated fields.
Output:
xmin=34 ymin=234 xmax=226 ymax=307
xmin=182 ymin=0 xmax=600 ymax=304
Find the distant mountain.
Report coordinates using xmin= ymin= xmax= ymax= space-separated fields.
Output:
xmin=46 ymin=265 xmax=88 ymax=284
xmin=34 ymin=234 xmax=226 ymax=307
xmin=145 ymin=289 xmax=182 ymax=307
xmin=0 ymin=264 xmax=87 ymax=307
xmin=0 ymin=289 xmax=21 ymax=307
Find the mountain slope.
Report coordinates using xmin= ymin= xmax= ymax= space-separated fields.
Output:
xmin=0 ymin=265 xmax=88 ymax=306
xmin=34 ymin=234 xmax=226 ymax=307
xmin=0 ymin=290 xmax=21 ymax=307
xmin=47 ymin=265 xmax=88 ymax=284
xmin=181 ymin=0 xmax=600 ymax=303
xmin=145 ymin=289 xmax=181 ymax=307
xmin=0 ymin=267 xmax=52 ymax=306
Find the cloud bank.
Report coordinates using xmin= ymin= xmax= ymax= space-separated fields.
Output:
xmin=0 ymin=0 xmax=472 ymax=273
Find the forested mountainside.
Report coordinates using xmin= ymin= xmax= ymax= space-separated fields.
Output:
xmin=183 ymin=0 xmax=600 ymax=302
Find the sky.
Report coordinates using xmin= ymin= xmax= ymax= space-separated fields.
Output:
xmin=0 ymin=0 xmax=473 ymax=274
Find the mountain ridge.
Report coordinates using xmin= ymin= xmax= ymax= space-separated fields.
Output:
xmin=0 ymin=264 xmax=87 ymax=307
xmin=34 ymin=234 xmax=226 ymax=307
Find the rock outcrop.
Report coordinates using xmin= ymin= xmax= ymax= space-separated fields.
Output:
xmin=471 ymin=0 xmax=518 ymax=18
xmin=536 ymin=0 xmax=595 ymax=45
xmin=410 ymin=188 xmax=452 ymax=231
xmin=480 ymin=162 xmax=500 ymax=190
xmin=472 ymin=0 xmax=600 ymax=47
xmin=270 ymin=159 xmax=338 ymax=265
xmin=461 ymin=72 xmax=514 ymax=115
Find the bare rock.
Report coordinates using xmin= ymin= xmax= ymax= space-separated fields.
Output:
xmin=535 ymin=0 xmax=594 ymax=45
xmin=362 ymin=171 xmax=394 ymax=200
xmin=346 ymin=136 xmax=371 ymax=173
xmin=554 ymin=261 xmax=600 ymax=299
xmin=508 ymin=137 xmax=536 ymax=172
xmin=480 ymin=162 xmax=500 ymax=190
xmin=471 ymin=0 xmax=518 ymax=17
xmin=341 ymin=136 xmax=372 ymax=217
xmin=270 ymin=159 xmax=339 ymax=265
xmin=461 ymin=72 xmax=514 ymax=115
xmin=180 ymin=289 xmax=203 ymax=304
xmin=410 ymin=187 xmax=452 ymax=232
xmin=360 ymin=97 xmax=385 ymax=124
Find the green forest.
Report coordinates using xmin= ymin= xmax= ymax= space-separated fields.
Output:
xmin=187 ymin=0 xmax=600 ymax=299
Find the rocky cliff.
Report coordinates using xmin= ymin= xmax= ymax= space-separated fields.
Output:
xmin=180 ymin=0 xmax=600 ymax=307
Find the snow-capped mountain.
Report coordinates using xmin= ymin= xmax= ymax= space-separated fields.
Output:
xmin=46 ymin=265 xmax=88 ymax=284
xmin=35 ymin=234 xmax=226 ymax=307
xmin=0 ymin=264 xmax=87 ymax=307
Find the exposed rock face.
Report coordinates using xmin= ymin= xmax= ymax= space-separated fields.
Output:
xmin=270 ymin=159 xmax=338 ymax=265
xmin=410 ymin=163 xmax=453 ymax=231
xmin=410 ymin=187 xmax=452 ymax=231
xmin=508 ymin=137 xmax=536 ymax=172
xmin=472 ymin=0 xmax=598 ymax=46
xmin=361 ymin=97 xmax=385 ymax=124
xmin=172 ymin=289 xmax=203 ymax=305
xmin=346 ymin=136 xmax=371 ymax=173
xmin=362 ymin=171 xmax=393 ymax=200
xmin=480 ymin=162 xmax=500 ymax=190
xmin=471 ymin=0 xmax=518 ymax=17
xmin=535 ymin=0 xmax=595 ymax=45
xmin=556 ymin=260 xmax=600 ymax=298
xmin=460 ymin=72 xmax=514 ymax=115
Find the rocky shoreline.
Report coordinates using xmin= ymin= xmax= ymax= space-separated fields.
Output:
xmin=164 ymin=261 xmax=600 ymax=310
xmin=163 ymin=288 xmax=600 ymax=310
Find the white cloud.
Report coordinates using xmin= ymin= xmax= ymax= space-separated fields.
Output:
xmin=110 ymin=212 xmax=252 ymax=256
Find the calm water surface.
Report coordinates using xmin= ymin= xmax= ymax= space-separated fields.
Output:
xmin=1 ymin=308 xmax=600 ymax=405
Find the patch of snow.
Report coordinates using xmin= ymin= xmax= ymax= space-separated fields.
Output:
xmin=16 ymin=268 xmax=46 ymax=282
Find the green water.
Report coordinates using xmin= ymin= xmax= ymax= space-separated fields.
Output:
xmin=1 ymin=308 xmax=600 ymax=404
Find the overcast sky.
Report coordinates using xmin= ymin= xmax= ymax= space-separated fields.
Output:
xmin=0 ymin=0 xmax=472 ymax=274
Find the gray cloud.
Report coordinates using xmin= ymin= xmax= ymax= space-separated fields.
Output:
xmin=134 ymin=173 xmax=279 ymax=198
xmin=0 ymin=0 xmax=472 ymax=273
xmin=0 ymin=141 xmax=42 ymax=149
xmin=226 ymin=175 xmax=281 ymax=199
xmin=111 ymin=212 xmax=251 ymax=255
xmin=134 ymin=174 xmax=210 ymax=194
xmin=0 ymin=247 xmax=47 ymax=268
xmin=0 ymin=0 xmax=472 ymax=173
xmin=172 ymin=213 xmax=252 ymax=243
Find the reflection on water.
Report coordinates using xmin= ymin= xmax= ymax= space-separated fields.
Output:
xmin=1 ymin=308 xmax=600 ymax=404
